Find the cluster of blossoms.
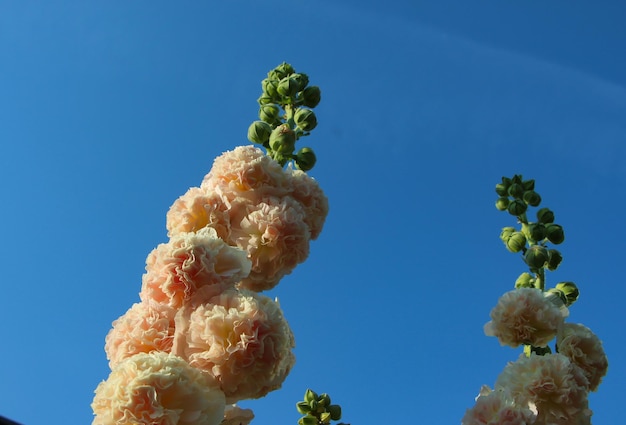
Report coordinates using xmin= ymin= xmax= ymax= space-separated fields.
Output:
xmin=462 ymin=175 xmax=608 ymax=425
xmin=92 ymin=141 xmax=328 ymax=423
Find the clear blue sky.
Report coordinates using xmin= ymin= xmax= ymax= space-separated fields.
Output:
xmin=1 ymin=1 xmax=625 ymax=424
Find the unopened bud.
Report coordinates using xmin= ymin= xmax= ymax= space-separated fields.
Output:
xmin=527 ymin=222 xmax=546 ymax=242
xmin=546 ymin=249 xmax=563 ymax=271
xmin=291 ymin=73 xmax=309 ymax=92
xmin=506 ymin=232 xmax=526 ymax=253
xmin=508 ymin=199 xmax=527 ymax=216
xmin=495 ymin=182 xmax=509 ymax=197
xmin=259 ymin=103 xmax=280 ymax=123
xmin=269 ymin=124 xmax=296 ymax=153
xmin=523 ymin=190 xmax=542 ymax=207
xmin=500 ymin=227 xmax=515 ymax=243
xmin=556 ymin=281 xmax=579 ymax=306
xmin=262 ymin=78 xmax=279 ymax=98
xmin=247 ymin=121 xmax=272 ymax=145
xmin=295 ymin=147 xmax=316 ymax=171
xmin=545 ymin=223 xmax=565 ymax=244
xmin=508 ymin=183 xmax=524 ymax=199
xmin=302 ymin=86 xmax=321 ymax=108
xmin=524 ymin=245 xmax=549 ymax=269
xmin=495 ymin=197 xmax=509 ymax=211
xmin=515 ymin=272 xmax=535 ymax=289
xmin=537 ymin=208 xmax=555 ymax=224
xmin=294 ymin=108 xmax=317 ymax=131
xmin=277 ymin=76 xmax=299 ymax=98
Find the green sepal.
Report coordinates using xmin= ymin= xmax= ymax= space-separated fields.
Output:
xmin=495 ymin=183 xmax=509 ymax=196
xmin=319 ymin=393 xmax=331 ymax=407
xmin=522 ymin=179 xmax=535 ymax=191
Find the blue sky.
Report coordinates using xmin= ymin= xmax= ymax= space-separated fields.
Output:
xmin=1 ymin=1 xmax=625 ymax=424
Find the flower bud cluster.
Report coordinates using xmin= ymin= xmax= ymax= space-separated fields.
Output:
xmin=247 ymin=62 xmax=322 ymax=170
xmin=296 ymin=389 xmax=346 ymax=425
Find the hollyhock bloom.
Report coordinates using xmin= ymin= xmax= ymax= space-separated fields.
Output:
xmin=105 ymin=301 xmax=176 ymax=368
xmin=495 ymin=353 xmax=591 ymax=425
xmin=484 ymin=288 xmax=567 ymax=348
xmin=91 ymin=352 xmax=226 ymax=425
xmin=201 ymin=145 xmax=292 ymax=201
xmin=166 ymin=187 xmax=231 ymax=240
xmin=461 ymin=385 xmax=536 ymax=425
xmin=233 ymin=196 xmax=311 ymax=291
xmin=172 ymin=287 xmax=296 ymax=403
xmin=221 ymin=405 xmax=254 ymax=425
xmin=285 ymin=167 xmax=329 ymax=240
xmin=140 ymin=227 xmax=251 ymax=309
xmin=557 ymin=323 xmax=608 ymax=392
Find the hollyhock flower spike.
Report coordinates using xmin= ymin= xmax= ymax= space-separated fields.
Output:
xmin=91 ymin=352 xmax=226 ymax=425
xmin=140 ymin=227 xmax=252 ymax=309
xmin=484 ymin=287 xmax=567 ymax=348
xmin=495 ymin=353 xmax=591 ymax=425
xmin=557 ymin=323 xmax=608 ymax=392
xmin=172 ymin=286 xmax=296 ymax=403
xmin=105 ymin=301 xmax=176 ymax=368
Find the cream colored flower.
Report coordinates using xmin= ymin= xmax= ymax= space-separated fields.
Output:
xmin=140 ymin=227 xmax=251 ymax=309
xmin=92 ymin=352 xmax=226 ymax=425
xmin=557 ymin=323 xmax=608 ymax=392
xmin=105 ymin=301 xmax=176 ymax=368
xmin=495 ymin=353 xmax=591 ymax=425
xmin=233 ymin=196 xmax=310 ymax=291
xmin=221 ymin=404 xmax=254 ymax=425
xmin=285 ymin=167 xmax=329 ymax=240
xmin=201 ymin=146 xmax=292 ymax=201
xmin=484 ymin=288 xmax=566 ymax=347
xmin=461 ymin=385 xmax=536 ymax=425
xmin=172 ymin=287 xmax=296 ymax=403
xmin=166 ymin=187 xmax=232 ymax=240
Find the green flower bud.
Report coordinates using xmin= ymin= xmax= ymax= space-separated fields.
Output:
xmin=328 ymin=405 xmax=342 ymax=421
xmin=318 ymin=393 xmax=331 ymax=407
xmin=515 ymin=272 xmax=535 ymax=289
xmin=507 ymin=199 xmax=527 ymax=216
xmin=295 ymin=147 xmax=316 ymax=171
xmin=522 ymin=179 xmax=535 ymax=191
xmin=277 ymin=76 xmax=299 ymax=98
xmin=523 ymin=190 xmax=542 ymax=207
xmin=304 ymin=389 xmax=318 ymax=404
xmin=320 ymin=412 xmax=331 ymax=423
xmin=545 ymin=224 xmax=565 ymax=244
xmin=527 ymin=345 xmax=552 ymax=356
xmin=500 ymin=227 xmax=515 ymax=243
xmin=268 ymin=62 xmax=296 ymax=80
xmin=524 ymin=245 xmax=549 ymax=269
xmin=259 ymin=103 xmax=280 ymax=123
xmin=298 ymin=417 xmax=318 ymax=425
xmin=291 ymin=73 xmax=309 ymax=92
xmin=546 ymin=249 xmax=563 ymax=271
xmin=308 ymin=399 xmax=318 ymax=411
xmin=495 ymin=197 xmax=509 ymax=211
xmin=506 ymin=231 xmax=526 ymax=253
xmin=527 ymin=222 xmax=546 ymax=242
xmin=296 ymin=401 xmax=312 ymax=415
xmin=508 ymin=183 xmax=524 ymax=199
xmin=247 ymin=120 xmax=272 ymax=145
xmin=262 ymin=78 xmax=279 ymax=98
xmin=495 ymin=183 xmax=509 ymax=196
xmin=556 ymin=281 xmax=579 ymax=306
xmin=301 ymin=85 xmax=321 ymax=108
xmin=294 ymin=108 xmax=317 ymax=131
xmin=269 ymin=124 xmax=296 ymax=154
xmin=257 ymin=94 xmax=273 ymax=105
xmin=537 ymin=207 xmax=555 ymax=224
